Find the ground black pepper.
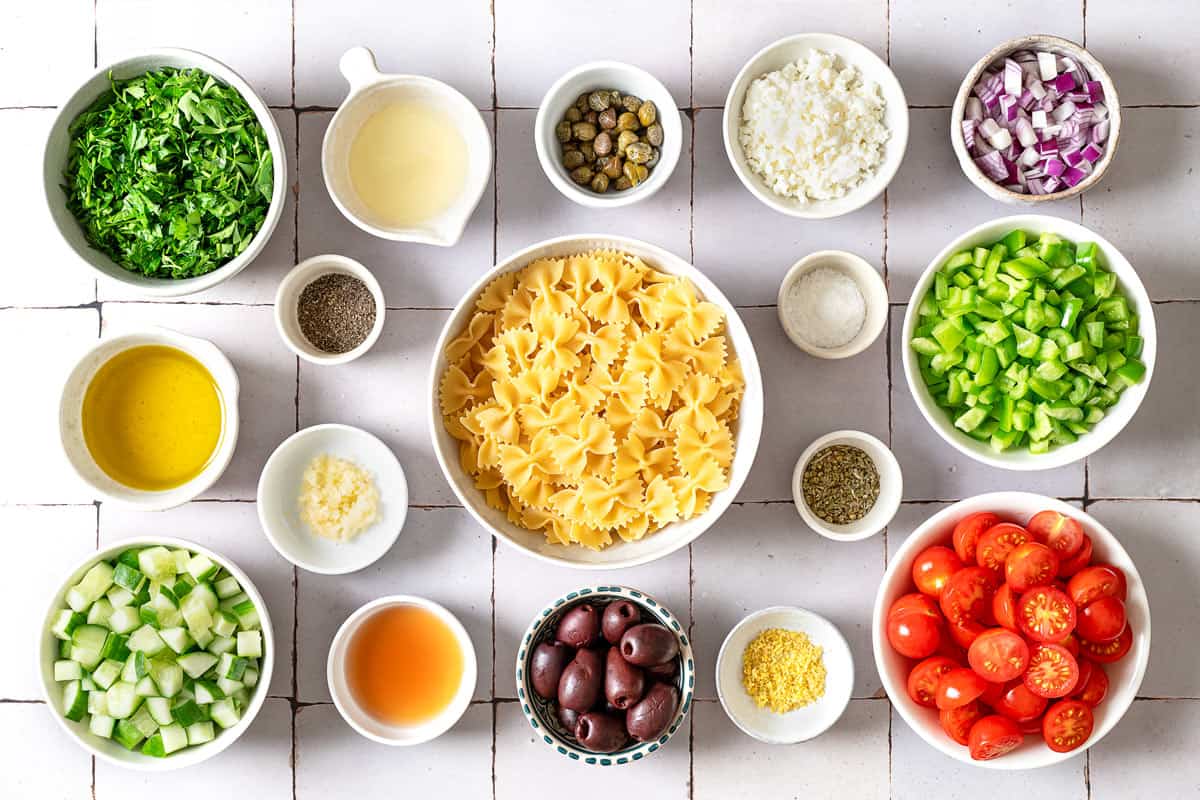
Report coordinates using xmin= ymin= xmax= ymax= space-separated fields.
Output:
xmin=297 ymin=273 xmax=376 ymax=354
xmin=801 ymin=444 xmax=880 ymax=525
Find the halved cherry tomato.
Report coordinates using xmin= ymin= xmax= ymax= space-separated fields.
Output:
xmin=887 ymin=610 xmax=942 ymax=659
xmin=912 ymin=545 xmax=964 ymax=597
xmin=948 ymin=618 xmax=986 ymax=649
xmin=939 ymin=700 xmax=985 ymax=745
xmin=993 ymin=584 xmax=1018 ymax=631
xmin=1073 ymin=662 xmax=1108 ymax=707
xmin=979 ymin=679 xmax=1006 ymax=708
xmin=1077 ymin=596 xmax=1127 ymax=643
xmin=1079 ymin=624 xmax=1133 ymax=664
xmin=953 ymin=512 xmax=1001 ymax=565
xmin=993 ymin=680 xmax=1048 ymax=722
xmin=1073 ymin=657 xmax=1094 ymax=692
xmin=968 ymin=629 xmax=1030 ymax=682
xmin=1019 ymin=715 xmax=1045 ymax=735
xmin=1005 ymin=542 xmax=1060 ymax=593
xmin=1069 ymin=565 xmax=1127 ymax=607
xmin=1057 ymin=534 xmax=1093 ymax=578
xmin=1018 ymin=586 xmax=1077 ymax=643
xmin=907 ymin=656 xmax=959 ymax=708
xmin=936 ymin=668 xmax=988 ymax=710
xmin=1027 ymin=510 xmax=1085 ymax=559
xmin=1024 ymin=643 xmax=1080 ymax=698
xmin=1042 ymin=699 xmax=1094 ymax=753
xmin=976 ymin=523 xmax=1032 ymax=573
xmin=968 ymin=715 xmax=1024 ymax=761
xmin=889 ymin=592 xmax=942 ymax=621
xmin=940 ymin=566 xmax=1000 ymax=624
xmin=1056 ymin=632 xmax=1081 ymax=658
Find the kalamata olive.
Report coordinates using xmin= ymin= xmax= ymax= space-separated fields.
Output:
xmin=575 ymin=711 xmax=628 ymax=753
xmin=558 ymin=705 xmax=580 ymax=732
xmin=558 ymin=648 xmax=604 ymax=712
xmin=555 ymin=604 xmax=601 ymax=648
xmin=619 ymin=624 xmax=679 ymax=666
xmin=644 ymin=660 xmax=678 ymax=680
xmin=604 ymin=646 xmax=646 ymax=710
xmin=626 ymin=682 xmax=678 ymax=742
xmin=602 ymin=600 xmax=642 ymax=643
xmin=530 ymin=641 xmax=572 ymax=700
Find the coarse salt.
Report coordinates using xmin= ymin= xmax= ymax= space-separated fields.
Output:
xmin=783 ymin=267 xmax=866 ymax=349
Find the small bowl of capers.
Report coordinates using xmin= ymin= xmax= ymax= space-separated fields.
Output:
xmin=534 ymin=61 xmax=682 ymax=208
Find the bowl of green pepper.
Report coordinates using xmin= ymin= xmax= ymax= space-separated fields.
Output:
xmin=43 ymin=48 xmax=287 ymax=297
xmin=902 ymin=215 xmax=1155 ymax=471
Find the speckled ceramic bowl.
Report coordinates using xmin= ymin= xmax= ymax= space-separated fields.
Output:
xmin=516 ymin=586 xmax=694 ymax=766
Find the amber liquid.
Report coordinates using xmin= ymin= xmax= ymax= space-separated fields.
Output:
xmin=346 ymin=605 xmax=464 ymax=725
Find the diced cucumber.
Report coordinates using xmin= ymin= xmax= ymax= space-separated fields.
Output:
xmin=216 ymin=676 xmax=244 ymax=697
xmin=116 ymin=548 xmax=143 ymax=569
xmin=88 ymin=690 xmax=109 ymax=716
xmin=159 ymin=627 xmax=194 ymax=655
xmin=170 ymin=698 xmax=205 ymax=727
xmin=177 ymin=651 xmax=218 ymax=679
xmin=128 ymin=625 xmax=166 ymax=656
xmin=172 ymin=549 xmax=192 ymax=574
xmin=62 ymin=680 xmax=87 ymax=721
xmin=106 ymin=585 xmax=135 ymax=609
xmin=218 ymin=591 xmax=248 ymax=612
xmin=129 ymin=704 xmax=159 ymax=738
xmin=59 ymin=640 xmax=72 ymax=659
xmin=212 ymin=610 xmax=238 ymax=638
xmin=106 ymin=681 xmax=141 ymax=719
xmin=207 ymin=634 xmax=236 ymax=656
xmin=218 ymin=652 xmax=248 ymax=681
xmin=137 ymin=547 xmax=177 ymax=582
xmin=186 ymin=721 xmax=216 ymax=745
xmin=89 ymin=714 xmax=115 ymax=739
xmin=231 ymin=599 xmax=260 ymax=631
xmin=146 ymin=696 xmax=173 ymax=726
xmin=112 ymin=562 xmax=145 ymax=593
xmin=134 ymin=675 xmax=158 ymax=697
xmin=141 ymin=733 xmax=165 ymax=757
xmin=213 ymin=576 xmax=241 ymax=599
xmin=181 ymin=601 xmax=213 ymax=635
xmin=54 ymin=659 xmax=83 ymax=682
xmin=209 ymin=697 xmax=241 ymax=729
xmin=87 ymin=598 xmax=114 ymax=627
xmin=172 ymin=575 xmax=196 ymax=600
xmin=236 ymin=631 xmax=262 ymax=658
xmin=113 ymin=719 xmax=145 ymax=750
xmin=92 ymin=659 xmax=123 ymax=690
xmin=51 ymin=610 xmax=86 ymax=641
xmin=107 ymin=606 xmax=140 ymax=634
xmin=65 ymin=587 xmax=90 ymax=613
xmin=76 ymin=562 xmax=115 ymax=604
xmin=159 ymin=723 xmax=189 ymax=755
xmin=194 ymin=679 xmax=224 ymax=704
xmin=100 ymin=632 xmax=130 ymax=662
xmin=242 ymin=667 xmax=259 ymax=689
xmin=148 ymin=659 xmax=184 ymax=698
xmin=72 ymin=624 xmax=109 ymax=653
xmin=186 ymin=554 xmax=219 ymax=583
xmin=121 ymin=651 xmax=149 ymax=683
xmin=192 ymin=627 xmax=214 ymax=649
xmin=80 ymin=674 xmax=96 ymax=691
xmin=69 ymin=647 xmax=102 ymax=671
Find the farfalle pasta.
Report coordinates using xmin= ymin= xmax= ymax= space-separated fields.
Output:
xmin=439 ymin=249 xmax=743 ymax=550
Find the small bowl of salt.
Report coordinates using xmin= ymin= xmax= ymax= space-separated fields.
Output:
xmin=777 ymin=250 xmax=887 ymax=359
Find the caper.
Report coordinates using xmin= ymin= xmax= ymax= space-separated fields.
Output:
xmin=622 ymin=95 xmax=641 ymax=113
xmin=587 ymin=91 xmax=610 ymax=112
xmin=593 ymin=131 xmax=613 ymax=157
xmin=617 ymin=111 xmax=640 ymax=131
xmin=637 ymin=100 xmax=657 ymax=127
xmin=572 ymin=122 xmax=598 ymax=142
xmin=625 ymin=141 xmax=652 ymax=164
xmin=590 ymin=172 xmax=610 ymax=193
xmin=614 ymin=176 xmax=633 ymax=191
xmin=565 ymin=106 xmax=582 ymax=123
xmin=645 ymin=122 xmax=663 ymax=147
xmin=598 ymin=107 xmax=617 ymax=130
xmin=603 ymin=155 xmax=623 ymax=179
xmin=585 ymin=110 xmax=599 ymax=125
xmin=646 ymin=147 xmax=660 ymax=168
xmin=576 ymin=93 xmax=590 ymax=111
xmin=555 ymin=121 xmax=573 ymax=143
xmin=579 ymin=140 xmax=595 ymax=161
xmin=563 ymin=149 xmax=586 ymax=170
xmin=570 ymin=165 xmax=595 ymax=185
xmin=616 ymin=129 xmax=639 ymax=155
xmin=623 ymin=160 xmax=642 ymax=186
xmin=609 ymin=89 xmax=623 ymax=107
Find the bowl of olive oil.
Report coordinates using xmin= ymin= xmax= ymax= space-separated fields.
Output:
xmin=59 ymin=328 xmax=240 ymax=510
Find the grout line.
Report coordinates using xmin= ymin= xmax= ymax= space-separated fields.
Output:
xmin=885 ymin=0 xmax=892 ymax=65
xmin=92 ymin=0 xmax=98 ymax=69
xmin=290 ymin=0 xmax=297 ymax=107
xmin=490 ymin=537 xmax=497 ymax=700
xmin=91 ymin=755 xmax=96 ymax=800
xmin=1082 ymin=0 xmax=1088 ymax=48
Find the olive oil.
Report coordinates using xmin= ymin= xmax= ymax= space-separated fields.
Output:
xmin=81 ymin=345 xmax=223 ymax=491
xmin=346 ymin=605 xmax=464 ymax=725
xmin=348 ymin=101 xmax=468 ymax=228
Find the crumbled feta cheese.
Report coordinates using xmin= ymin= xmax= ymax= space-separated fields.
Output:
xmin=738 ymin=50 xmax=890 ymax=203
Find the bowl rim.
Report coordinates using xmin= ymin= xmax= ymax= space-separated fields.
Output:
xmin=325 ymin=594 xmax=476 ymax=745
xmin=514 ymin=585 xmax=695 ymax=765
xmin=900 ymin=214 xmax=1156 ymax=471
xmin=273 ymin=254 xmax=387 ymax=366
xmin=790 ymin=429 xmax=902 ymax=541
xmin=425 ymin=233 xmax=764 ymax=570
xmin=776 ymin=249 xmax=889 ymax=359
xmin=255 ymin=422 xmax=408 ymax=575
xmin=721 ymin=32 xmax=910 ymax=219
xmin=38 ymin=535 xmax=275 ymax=771
xmin=42 ymin=47 xmax=288 ymax=297
xmin=714 ymin=605 xmax=855 ymax=744
xmin=949 ymin=33 xmax=1122 ymax=204
xmin=533 ymin=60 xmax=683 ymax=209
xmin=871 ymin=492 xmax=1151 ymax=769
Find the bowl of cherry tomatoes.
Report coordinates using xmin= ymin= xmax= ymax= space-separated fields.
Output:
xmin=872 ymin=492 xmax=1149 ymax=768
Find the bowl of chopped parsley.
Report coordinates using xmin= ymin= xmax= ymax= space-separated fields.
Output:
xmin=44 ymin=49 xmax=286 ymax=296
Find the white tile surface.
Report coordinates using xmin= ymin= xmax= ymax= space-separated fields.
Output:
xmin=494 ymin=0 xmax=691 ymax=108
xmin=296 ymin=111 xmax=496 ymax=309
xmin=296 ymin=702 xmax=493 ymax=799
xmin=1086 ymin=0 xmax=1200 ymax=106
xmin=0 ymin=702 xmax=92 ymax=800
xmin=1089 ymin=699 xmax=1200 ymax=799
xmin=99 ymin=502 xmax=296 ymax=698
xmin=0 ymin=2 xmax=93 ymax=106
xmin=96 ymin=0 xmax=293 ymax=106
xmin=294 ymin=507 xmax=492 ymax=702
xmin=294 ymin=0 xmax=494 ymax=109
xmin=0 ymin=506 xmax=95 ymax=700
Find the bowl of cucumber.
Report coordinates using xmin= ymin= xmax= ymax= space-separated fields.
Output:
xmin=38 ymin=537 xmax=274 ymax=770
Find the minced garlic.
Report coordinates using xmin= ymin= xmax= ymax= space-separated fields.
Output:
xmin=298 ymin=453 xmax=379 ymax=542
xmin=741 ymin=628 xmax=827 ymax=713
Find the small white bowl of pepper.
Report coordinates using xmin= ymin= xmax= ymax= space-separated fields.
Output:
xmin=275 ymin=254 xmax=385 ymax=365
xmin=792 ymin=430 xmax=901 ymax=541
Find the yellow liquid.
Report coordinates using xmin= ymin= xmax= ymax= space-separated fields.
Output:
xmin=348 ymin=101 xmax=468 ymax=227
xmin=82 ymin=345 xmax=223 ymax=491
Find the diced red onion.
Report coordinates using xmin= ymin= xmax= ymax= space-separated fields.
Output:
xmin=1000 ymin=93 xmax=1018 ymax=121
xmin=961 ymin=119 xmax=978 ymax=150
xmin=1043 ymin=176 xmax=1062 ymax=192
xmin=1031 ymin=109 xmax=1049 ymax=129
xmin=1004 ymin=58 xmax=1024 ymax=96
xmin=1052 ymin=100 xmax=1077 ymax=122
xmin=1027 ymin=177 xmax=1047 ymax=195
xmin=1081 ymin=143 xmax=1103 ymax=163
xmin=1064 ymin=149 xmax=1083 ymax=167
xmin=1015 ymin=117 xmax=1037 ymax=147
xmin=1093 ymin=102 xmax=1109 ymax=121
xmin=1063 ymin=165 xmax=1087 ymax=187
xmin=965 ymin=96 xmax=984 ymax=121
xmin=1037 ymin=139 xmax=1059 ymax=156
xmin=1092 ymin=120 xmax=1110 ymax=143
xmin=1085 ymin=80 xmax=1104 ymax=102
xmin=1037 ymin=51 xmax=1057 ymax=81
xmin=1044 ymin=158 xmax=1066 ymax=177
xmin=1051 ymin=73 xmax=1076 ymax=93
xmin=1020 ymin=145 xmax=1041 ymax=167
xmin=975 ymin=150 xmax=1008 ymax=181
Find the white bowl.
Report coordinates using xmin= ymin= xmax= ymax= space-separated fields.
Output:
xmin=951 ymin=35 xmax=1121 ymax=205
xmin=274 ymin=254 xmax=386 ymax=366
xmin=427 ymin=234 xmax=764 ymax=570
xmin=534 ymin=61 xmax=683 ymax=208
xmin=39 ymin=536 xmax=275 ymax=770
xmin=777 ymin=250 xmax=888 ymax=359
xmin=257 ymin=424 xmax=407 ymax=575
xmin=58 ymin=327 xmax=240 ymax=511
xmin=901 ymin=214 xmax=1156 ymax=471
xmin=716 ymin=606 xmax=854 ymax=744
xmin=43 ymin=48 xmax=287 ymax=297
xmin=322 ymin=46 xmax=491 ymax=246
xmin=873 ymin=492 xmax=1150 ymax=769
xmin=792 ymin=430 xmax=901 ymax=541
xmin=722 ymin=33 xmax=909 ymax=219
xmin=327 ymin=595 xmax=476 ymax=745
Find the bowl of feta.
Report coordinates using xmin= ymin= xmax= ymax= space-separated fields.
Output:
xmin=723 ymin=33 xmax=908 ymax=219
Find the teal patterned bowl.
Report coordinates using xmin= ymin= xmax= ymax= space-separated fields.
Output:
xmin=516 ymin=585 xmax=694 ymax=766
